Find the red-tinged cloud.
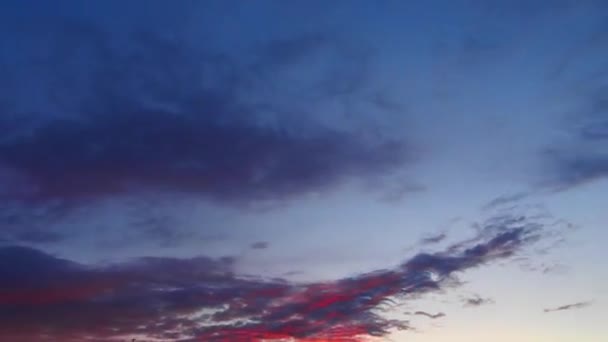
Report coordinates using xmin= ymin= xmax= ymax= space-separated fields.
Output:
xmin=0 ymin=212 xmax=556 ymax=341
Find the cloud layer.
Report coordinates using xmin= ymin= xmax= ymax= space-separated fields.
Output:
xmin=0 ymin=212 xmax=555 ymax=341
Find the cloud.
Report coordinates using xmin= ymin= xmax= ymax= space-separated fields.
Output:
xmin=0 ymin=211 xmax=561 ymax=341
xmin=542 ymin=79 xmax=608 ymax=190
xmin=0 ymin=200 xmax=70 ymax=244
xmin=420 ymin=233 xmax=447 ymax=245
xmin=482 ymin=192 xmax=529 ymax=211
xmin=0 ymin=28 xmax=408 ymax=198
xmin=0 ymin=17 xmax=412 ymax=243
xmin=410 ymin=311 xmax=446 ymax=319
xmin=542 ymin=148 xmax=608 ymax=191
xmin=544 ymin=301 xmax=592 ymax=313
xmin=578 ymin=86 xmax=608 ymax=142
xmin=251 ymin=241 xmax=269 ymax=250
xmin=0 ymin=66 xmax=406 ymax=205
xmin=462 ymin=295 xmax=494 ymax=308
xmin=532 ymin=1 xmax=608 ymax=191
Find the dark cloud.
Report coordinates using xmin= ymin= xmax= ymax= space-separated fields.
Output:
xmin=0 ymin=59 xmax=406 ymax=205
xmin=462 ymin=295 xmax=494 ymax=307
xmin=544 ymin=301 xmax=592 ymax=313
xmin=0 ymin=16 xmax=411 ymax=242
xmin=0 ymin=211 xmax=560 ymax=341
xmin=0 ymin=27 xmax=407 ymax=201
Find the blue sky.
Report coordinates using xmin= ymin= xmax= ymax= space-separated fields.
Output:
xmin=0 ymin=1 xmax=607 ymax=341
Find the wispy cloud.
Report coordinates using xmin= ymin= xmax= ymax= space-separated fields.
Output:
xmin=409 ymin=311 xmax=446 ymax=319
xmin=462 ymin=295 xmax=494 ymax=308
xmin=544 ymin=301 xmax=592 ymax=313
xmin=482 ymin=192 xmax=529 ymax=211
xmin=420 ymin=233 xmax=447 ymax=246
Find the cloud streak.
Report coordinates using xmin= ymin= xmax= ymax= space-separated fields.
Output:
xmin=411 ymin=311 xmax=446 ymax=319
xmin=544 ymin=301 xmax=592 ymax=313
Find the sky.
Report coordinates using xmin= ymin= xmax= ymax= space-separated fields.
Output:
xmin=0 ymin=0 xmax=607 ymax=341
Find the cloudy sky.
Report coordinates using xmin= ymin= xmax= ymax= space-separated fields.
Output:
xmin=0 ymin=1 xmax=607 ymax=341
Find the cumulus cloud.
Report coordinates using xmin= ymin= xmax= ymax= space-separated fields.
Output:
xmin=0 ymin=212 xmax=561 ymax=341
